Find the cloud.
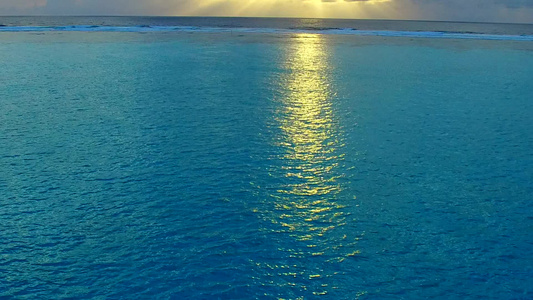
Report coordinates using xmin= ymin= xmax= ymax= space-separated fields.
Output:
xmin=0 ymin=0 xmax=46 ymax=10
xmin=1 ymin=0 xmax=532 ymax=23
xmin=496 ymin=0 xmax=533 ymax=8
xmin=391 ymin=0 xmax=533 ymax=22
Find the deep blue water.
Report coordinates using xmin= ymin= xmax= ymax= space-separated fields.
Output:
xmin=1 ymin=20 xmax=533 ymax=299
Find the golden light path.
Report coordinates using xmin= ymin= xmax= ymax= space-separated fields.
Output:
xmin=254 ymin=34 xmax=364 ymax=297
xmin=275 ymin=33 xmax=344 ymax=237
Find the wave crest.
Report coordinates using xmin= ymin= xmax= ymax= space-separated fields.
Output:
xmin=1 ymin=25 xmax=532 ymax=41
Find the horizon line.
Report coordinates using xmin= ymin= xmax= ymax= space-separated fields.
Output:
xmin=1 ymin=15 xmax=532 ymax=26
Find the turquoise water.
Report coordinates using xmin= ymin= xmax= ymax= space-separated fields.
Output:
xmin=1 ymin=31 xmax=533 ymax=299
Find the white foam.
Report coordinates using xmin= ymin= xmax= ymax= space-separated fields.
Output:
xmin=1 ymin=25 xmax=532 ymax=41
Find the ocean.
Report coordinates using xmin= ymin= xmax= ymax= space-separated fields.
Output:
xmin=1 ymin=17 xmax=532 ymax=299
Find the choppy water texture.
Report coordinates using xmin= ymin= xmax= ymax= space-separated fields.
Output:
xmin=1 ymin=25 xmax=533 ymax=299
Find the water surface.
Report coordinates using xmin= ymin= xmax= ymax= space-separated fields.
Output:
xmin=1 ymin=29 xmax=532 ymax=299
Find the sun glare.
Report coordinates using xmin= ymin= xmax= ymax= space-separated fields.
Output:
xmin=180 ymin=0 xmax=393 ymax=19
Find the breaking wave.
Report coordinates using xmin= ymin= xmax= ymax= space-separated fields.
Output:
xmin=1 ymin=25 xmax=532 ymax=41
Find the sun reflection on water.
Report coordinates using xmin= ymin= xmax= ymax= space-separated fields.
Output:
xmin=255 ymin=34 xmax=362 ymax=297
xmin=275 ymin=34 xmax=345 ymax=241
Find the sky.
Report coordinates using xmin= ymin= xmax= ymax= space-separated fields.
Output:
xmin=1 ymin=0 xmax=533 ymax=23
